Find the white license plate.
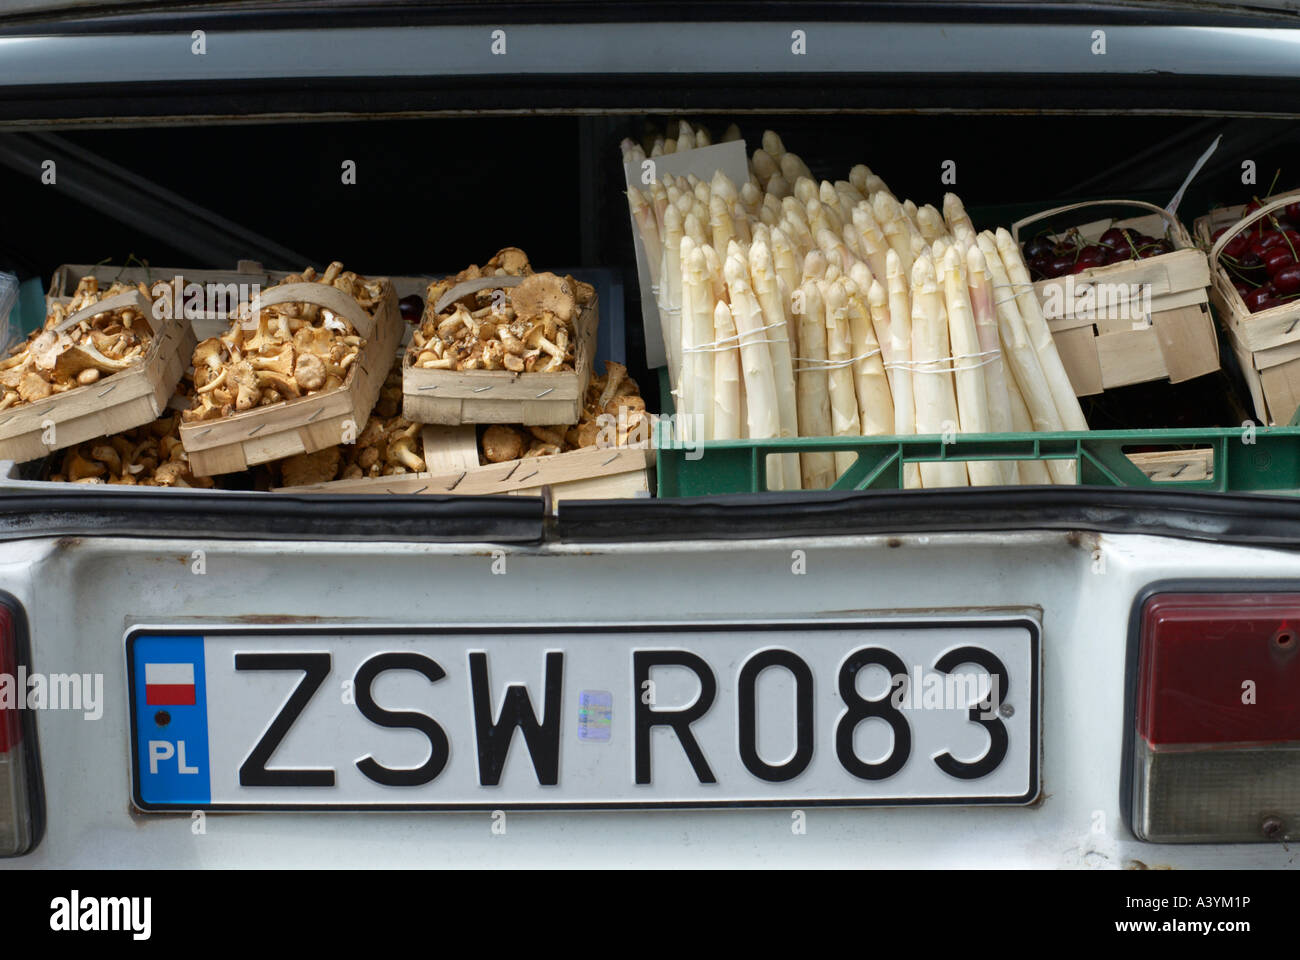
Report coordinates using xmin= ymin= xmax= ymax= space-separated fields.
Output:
xmin=127 ymin=618 xmax=1040 ymax=810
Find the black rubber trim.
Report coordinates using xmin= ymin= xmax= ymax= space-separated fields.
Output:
xmin=0 ymin=491 xmax=544 ymax=543
xmin=3 ymin=2 xmax=1294 ymax=34
xmin=1119 ymin=578 xmax=1300 ymax=845
xmin=0 ymin=591 xmax=46 ymax=857
xmin=5 ymin=73 xmax=1300 ymax=123
xmin=557 ymin=487 xmax=1300 ymax=547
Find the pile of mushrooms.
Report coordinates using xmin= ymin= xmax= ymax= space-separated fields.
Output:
xmin=480 ymin=361 xmax=648 ymax=463
xmin=276 ymin=416 xmax=425 ymax=486
xmin=0 ymin=277 xmax=155 ymax=411
xmin=408 ymin=248 xmax=595 ymax=373
xmin=183 ymin=261 xmax=380 ymax=423
xmin=47 ymin=411 xmax=214 ymax=487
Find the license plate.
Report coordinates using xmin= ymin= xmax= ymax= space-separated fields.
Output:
xmin=126 ymin=618 xmax=1040 ymax=810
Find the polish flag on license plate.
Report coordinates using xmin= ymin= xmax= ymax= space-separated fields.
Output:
xmin=145 ymin=662 xmax=196 ymax=705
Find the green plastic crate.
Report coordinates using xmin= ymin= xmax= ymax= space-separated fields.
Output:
xmin=653 ymin=370 xmax=1300 ymax=497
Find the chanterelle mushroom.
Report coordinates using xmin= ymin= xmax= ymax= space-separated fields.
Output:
xmin=510 ymin=273 xmax=576 ymax=325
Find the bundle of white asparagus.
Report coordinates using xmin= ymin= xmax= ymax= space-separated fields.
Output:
xmin=624 ymin=122 xmax=1087 ymax=490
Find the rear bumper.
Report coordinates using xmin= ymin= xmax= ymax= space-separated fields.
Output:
xmin=0 ymin=526 xmax=1294 ymax=868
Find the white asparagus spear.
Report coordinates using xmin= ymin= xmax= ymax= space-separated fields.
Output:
xmin=761 ymin=130 xmax=786 ymax=157
xmin=863 ymin=173 xmax=889 ymax=198
xmin=711 ymin=170 xmax=739 ymax=205
xmin=1005 ymin=371 xmax=1054 ymax=485
xmin=883 ymin=254 xmax=923 ymax=489
xmin=842 ymin=222 xmax=865 ymax=261
xmin=678 ymin=235 xmax=700 ymax=443
xmin=976 ymin=232 xmax=1072 ymax=485
xmin=942 ymin=246 xmax=1000 ymax=487
xmin=710 ymin=195 xmax=735 ymax=253
xmin=849 ymin=262 xmax=887 ymax=361
xmin=628 ymin=188 xmax=662 ymax=287
xmin=677 ymin=120 xmax=696 ymax=152
xmin=751 ymin=221 xmax=771 ymax=249
xmin=712 ymin=300 xmax=741 ymax=441
xmin=966 ymin=244 xmax=1019 ymax=484
xmin=911 ymin=254 xmax=968 ymax=488
xmin=781 ymin=152 xmax=813 ymax=184
xmin=684 ymin=211 xmax=707 ymax=247
xmin=845 ymin=280 xmax=894 ymax=436
xmin=740 ymin=181 xmax=763 ymax=219
xmin=916 ymin=204 xmax=949 ymax=243
xmin=752 ymin=149 xmax=780 ymax=188
xmin=794 ymin=177 xmax=818 ymax=206
xmin=849 ymin=164 xmax=872 ymax=195
xmin=995 ymin=228 xmax=1088 ymax=432
xmin=874 ymin=193 xmax=913 ymax=279
xmin=726 ymin=254 xmax=783 ymax=486
xmin=721 ymin=123 xmax=741 ymax=142
xmin=732 ymin=203 xmax=753 ymax=244
xmin=802 ymin=249 xmax=828 ymax=284
xmin=942 ymin=192 xmax=976 ymax=239
xmin=664 ymin=137 xmax=677 ymax=154
xmin=822 ymin=279 xmax=863 ymax=478
xmin=765 ymin=173 xmax=791 ymax=200
xmin=770 ymin=229 xmax=800 ymax=356
xmin=701 ymin=243 xmax=727 ymax=304
xmin=659 ymin=204 xmax=685 ymax=397
xmin=683 ymin=243 xmax=715 ymax=445
xmin=751 ymin=241 xmax=801 ymax=488
xmin=833 ymin=181 xmax=863 ymax=220
xmin=650 ymin=137 xmax=664 ymax=157
xmin=902 ymin=199 xmax=921 ymax=231
xmin=794 ymin=279 xmax=836 ymax=489
xmin=852 ymin=203 xmax=891 ymax=283
xmin=693 ymin=179 xmax=711 ymax=206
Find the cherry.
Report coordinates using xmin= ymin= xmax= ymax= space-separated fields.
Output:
xmin=1264 ymin=246 xmax=1298 ymax=277
xmin=1273 ymin=264 xmax=1300 ymax=295
xmin=1048 ymin=255 xmax=1076 ymax=277
xmin=1245 ymin=285 xmax=1278 ymax=312
xmin=1103 ymin=246 xmax=1130 ymax=265
xmin=1250 ymin=231 xmax=1287 ymax=258
xmin=1233 ymin=281 xmax=1253 ymax=299
xmin=1224 ymin=234 xmax=1249 ymax=258
xmin=1028 ymin=253 xmax=1053 ymax=278
xmin=1098 ymin=227 xmax=1130 ymax=251
xmin=399 ymin=294 xmax=424 ymax=324
xmin=1076 ymin=245 xmax=1107 ymax=269
xmin=1238 ymin=251 xmax=1267 ymax=274
xmin=1288 ymin=202 xmax=1300 ymax=224
xmin=1023 ymin=236 xmax=1055 ymax=260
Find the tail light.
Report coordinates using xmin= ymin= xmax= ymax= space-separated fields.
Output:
xmin=0 ymin=600 xmax=39 ymax=855
xmin=1132 ymin=592 xmax=1300 ymax=843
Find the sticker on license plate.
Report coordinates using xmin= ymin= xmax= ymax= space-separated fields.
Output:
xmin=126 ymin=618 xmax=1040 ymax=810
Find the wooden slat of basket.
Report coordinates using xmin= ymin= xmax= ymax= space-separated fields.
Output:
xmin=402 ymin=296 xmax=598 ymax=426
xmin=1127 ymin=447 xmax=1214 ymax=482
xmin=276 ymin=442 xmax=652 ymax=498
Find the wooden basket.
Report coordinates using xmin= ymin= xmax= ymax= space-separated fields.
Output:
xmin=1012 ymin=199 xmax=1218 ymax=396
xmin=0 ymin=289 xmax=193 ymax=463
xmin=402 ymin=277 xmax=598 ymax=426
xmin=275 ymin=424 xmax=652 ymax=500
xmin=1194 ymin=190 xmax=1300 ymax=425
xmin=178 ymin=279 xmax=403 ymax=476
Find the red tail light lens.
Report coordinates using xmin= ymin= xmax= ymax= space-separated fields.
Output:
xmin=1133 ymin=592 xmax=1300 ymax=843
xmin=0 ymin=602 xmax=37 ymax=856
